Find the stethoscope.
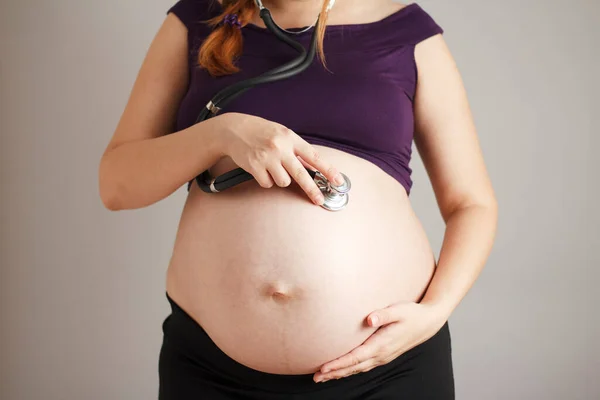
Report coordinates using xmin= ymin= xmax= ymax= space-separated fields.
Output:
xmin=187 ymin=0 xmax=351 ymax=212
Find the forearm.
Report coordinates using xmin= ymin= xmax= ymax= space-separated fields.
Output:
xmin=99 ymin=118 xmax=225 ymax=211
xmin=421 ymin=203 xmax=498 ymax=317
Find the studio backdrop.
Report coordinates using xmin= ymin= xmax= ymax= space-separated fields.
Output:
xmin=0 ymin=0 xmax=598 ymax=399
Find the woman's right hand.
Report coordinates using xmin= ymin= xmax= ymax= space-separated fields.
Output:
xmin=212 ymin=112 xmax=345 ymax=205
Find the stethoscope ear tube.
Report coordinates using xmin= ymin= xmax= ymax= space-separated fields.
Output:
xmin=187 ymin=7 xmax=351 ymax=210
xmin=191 ymin=8 xmax=319 ymax=192
xmin=193 ymin=8 xmax=311 ymax=125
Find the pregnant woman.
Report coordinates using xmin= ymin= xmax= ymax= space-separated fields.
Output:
xmin=99 ymin=0 xmax=497 ymax=398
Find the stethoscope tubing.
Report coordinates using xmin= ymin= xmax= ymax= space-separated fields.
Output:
xmin=194 ymin=9 xmax=314 ymax=125
xmin=190 ymin=7 xmax=321 ymax=193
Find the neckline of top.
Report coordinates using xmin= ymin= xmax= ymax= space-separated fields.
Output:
xmin=211 ymin=2 xmax=420 ymax=35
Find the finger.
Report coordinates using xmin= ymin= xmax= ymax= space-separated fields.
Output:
xmin=319 ymin=343 xmax=376 ymax=374
xmin=266 ymin=163 xmax=292 ymax=187
xmin=294 ymin=140 xmax=345 ymax=186
xmin=315 ymin=359 xmax=378 ymax=382
xmin=249 ymin=167 xmax=275 ymax=189
xmin=296 ymin=155 xmax=314 ymax=171
xmin=281 ymin=156 xmax=324 ymax=205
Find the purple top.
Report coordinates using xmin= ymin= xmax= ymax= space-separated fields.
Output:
xmin=167 ymin=0 xmax=443 ymax=195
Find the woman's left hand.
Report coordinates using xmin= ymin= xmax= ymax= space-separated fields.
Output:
xmin=313 ymin=301 xmax=449 ymax=383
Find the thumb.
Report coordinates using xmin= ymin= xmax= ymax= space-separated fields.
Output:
xmin=367 ymin=302 xmax=410 ymax=328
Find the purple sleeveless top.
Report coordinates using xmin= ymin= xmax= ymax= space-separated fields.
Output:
xmin=167 ymin=0 xmax=443 ymax=195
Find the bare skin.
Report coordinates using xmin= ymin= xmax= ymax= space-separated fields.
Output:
xmin=99 ymin=0 xmax=497 ymax=378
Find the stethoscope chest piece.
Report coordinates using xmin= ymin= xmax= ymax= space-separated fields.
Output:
xmin=314 ymin=171 xmax=351 ymax=211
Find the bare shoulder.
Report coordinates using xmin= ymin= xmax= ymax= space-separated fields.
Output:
xmin=383 ymin=0 xmax=411 ymax=12
xmin=414 ymin=32 xmax=451 ymax=67
xmin=331 ymin=0 xmax=410 ymax=24
xmin=373 ymin=0 xmax=411 ymax=20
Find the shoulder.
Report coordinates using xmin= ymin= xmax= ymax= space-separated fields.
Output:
xmin=371 ymin=2 xmax=444 ymax=46
xmin=167 ymin=0 xmax=221 ymax=31
xmin=348 ymin=2 xmax=443 ymax=51
xmin=392 ymin=2 xmax=444 ymax=45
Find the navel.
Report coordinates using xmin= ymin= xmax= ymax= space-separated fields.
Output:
xmin=263 ymin=282 xmax=295 ymax=302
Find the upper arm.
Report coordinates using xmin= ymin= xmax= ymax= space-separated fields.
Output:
xmin=103 ymin=12 xmax=190 ymax=153
xmin=413 ymin=35 xmax=497 ymax=220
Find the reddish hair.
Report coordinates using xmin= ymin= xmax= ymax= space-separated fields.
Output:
xmin=199 ymin=0 xmax=330 ymax=76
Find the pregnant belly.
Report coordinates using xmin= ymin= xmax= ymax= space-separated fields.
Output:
xmin=166 ymin=146 xmax=436 ymax=374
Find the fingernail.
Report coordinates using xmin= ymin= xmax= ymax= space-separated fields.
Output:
xmin=335 ymin=174 xmax=344 ymax=185
xmin=369 ymin=315 xmax=379 ymax=326
xmin=314 ymin=195 xmax=324 ymax=205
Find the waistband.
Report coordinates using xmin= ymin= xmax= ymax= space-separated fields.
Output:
xmin=163 ymin=291 xmax=449 ymax=394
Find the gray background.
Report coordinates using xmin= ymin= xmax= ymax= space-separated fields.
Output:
xmin=1 ymin=0 xmax=598 ymax=399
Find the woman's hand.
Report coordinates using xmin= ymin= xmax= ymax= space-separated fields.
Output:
xmin=213 ymin=112 xmax=345 ymax=205
xmin=313 ymin=301 xmax=449 ymax=383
